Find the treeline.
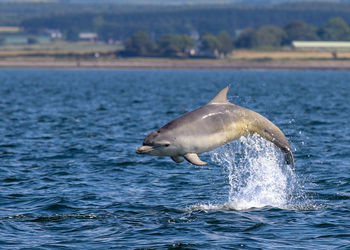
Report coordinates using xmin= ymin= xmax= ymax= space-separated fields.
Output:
xmin=120 ymin=17 xmax=350 ymax=58
xmin=0 ymin=2 xmax=144 ymax=26
xmin=236 ymin=17 xmax=350 ymax=48
xmin=20 ymin=2 xmax=350 ymax=41
xmin=120 ymin=31 xmax=233 ymax=58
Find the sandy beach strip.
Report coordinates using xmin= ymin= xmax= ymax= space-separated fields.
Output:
xmin=1 ymin=57 xmax=350 ymax=70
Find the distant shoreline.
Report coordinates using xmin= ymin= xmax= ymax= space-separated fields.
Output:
xmin=1 ymin=57 xmax=350 ymax=70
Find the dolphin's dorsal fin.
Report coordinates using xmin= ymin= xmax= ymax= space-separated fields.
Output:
xmin=208 ymin=86 xmax=230 ymax=105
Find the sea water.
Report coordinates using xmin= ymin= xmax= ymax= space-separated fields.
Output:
xmin=0 ymin=69 xmax=349 ymax=248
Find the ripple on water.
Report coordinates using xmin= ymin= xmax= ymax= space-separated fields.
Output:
xmin=0 ymin=69 xmax=350 ymax=249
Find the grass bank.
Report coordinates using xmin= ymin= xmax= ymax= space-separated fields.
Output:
xmin=1 ymin=47 xmax=350 ymax=70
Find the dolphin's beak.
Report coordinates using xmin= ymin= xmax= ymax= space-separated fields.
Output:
xmin=136 ymin=145 xmax=154 ymax=154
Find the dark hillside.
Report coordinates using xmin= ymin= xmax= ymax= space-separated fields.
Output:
xmin=20 ymin=3 xmax=350 ymax=40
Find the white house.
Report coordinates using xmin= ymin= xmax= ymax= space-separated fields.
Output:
xmin=79 ymin=33 xmax=98 ymax=41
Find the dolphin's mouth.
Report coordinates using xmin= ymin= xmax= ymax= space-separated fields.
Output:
xmin=136 ymin=145 xmax=156 ymax=154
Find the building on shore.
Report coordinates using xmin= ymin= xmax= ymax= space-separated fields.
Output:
xmin=79 ymin=33 xmax=98 ymax=42
xmin=292 ymin=41 xmax=350 ymax=51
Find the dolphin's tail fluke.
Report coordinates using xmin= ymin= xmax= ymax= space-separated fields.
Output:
xmin=246 ymin=110 xmax=295 ymax=169
xmin=260 ymin=130 xmax=295 ymax=169
xmin=260 ymin=127 xmax=295 ymax=169
xmin=280 ymin=146 xmax=295 ymax=169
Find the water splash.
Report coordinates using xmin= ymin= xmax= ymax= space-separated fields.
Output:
xmin=206 ymin=134 xmax=298 ymax=210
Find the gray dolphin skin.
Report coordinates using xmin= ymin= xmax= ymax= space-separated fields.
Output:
xmin=136 ymin=86 xmax=294 ymax=168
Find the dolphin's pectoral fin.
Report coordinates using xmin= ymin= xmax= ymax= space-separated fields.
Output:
xmin=184 ymin=153 xmax=207 ymax=166
xmin=171 ymin=156 xmax=184 ymax=163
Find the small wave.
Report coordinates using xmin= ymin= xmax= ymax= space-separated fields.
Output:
xmin=0 ymin=213 xmax=103 ymax=222
xmin=192 ymin=135 xmax=309 ymax=211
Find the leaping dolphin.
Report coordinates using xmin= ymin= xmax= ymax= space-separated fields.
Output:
xmin=136 ymin=86 xmax=294 ymax=168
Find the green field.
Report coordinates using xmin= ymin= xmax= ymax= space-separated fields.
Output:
xmin=0 ymin=40 xmax=121 ymax=57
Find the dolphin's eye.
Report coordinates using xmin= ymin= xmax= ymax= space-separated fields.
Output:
xmin=164 ymin=143 xmax=170 ymax=147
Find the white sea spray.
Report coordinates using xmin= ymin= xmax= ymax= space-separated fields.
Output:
xmin=192 ymin=134 xmax=301 ymax=211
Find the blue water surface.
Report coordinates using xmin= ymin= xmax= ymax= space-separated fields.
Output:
xmin=0 ymin=69 xmax=349 ymax=249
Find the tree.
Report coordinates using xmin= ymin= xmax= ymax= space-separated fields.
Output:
xmin=236 ymin=26 xmax=286 ymax=48
xmin=284 ymin=20 xmax=319 ymax=44
xmin=98 ymin=23 xmax=121 ymax=42
xmin=318 ymin=17 xmax=350 ymax=41
xmin=200 ymin=33 xmax=221 ymax=55
xmin=217 ymin=31 xmax=234 ymax=56
xmin=235 ymin=28 xmax=259 ymax=48
xmin=255 ymin=25 xmax=286 ymax=48
xmin=124 ymin=31 xmax=156 ymax=56
xmin=157 ymin=34 xmax=194 ymax=57
xmin=92 ymin=15 xmax=104 ymax=32
xmin=65 ymin=28 xmax=79 ymax=41
xmin=180 ymin=35 xmax=195 ymax=51
xmin=27 ymin=36 xmax=39 ymax=44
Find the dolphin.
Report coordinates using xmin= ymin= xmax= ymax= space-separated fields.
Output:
xmin=136 ymin=86 xmax=294 ymax=168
